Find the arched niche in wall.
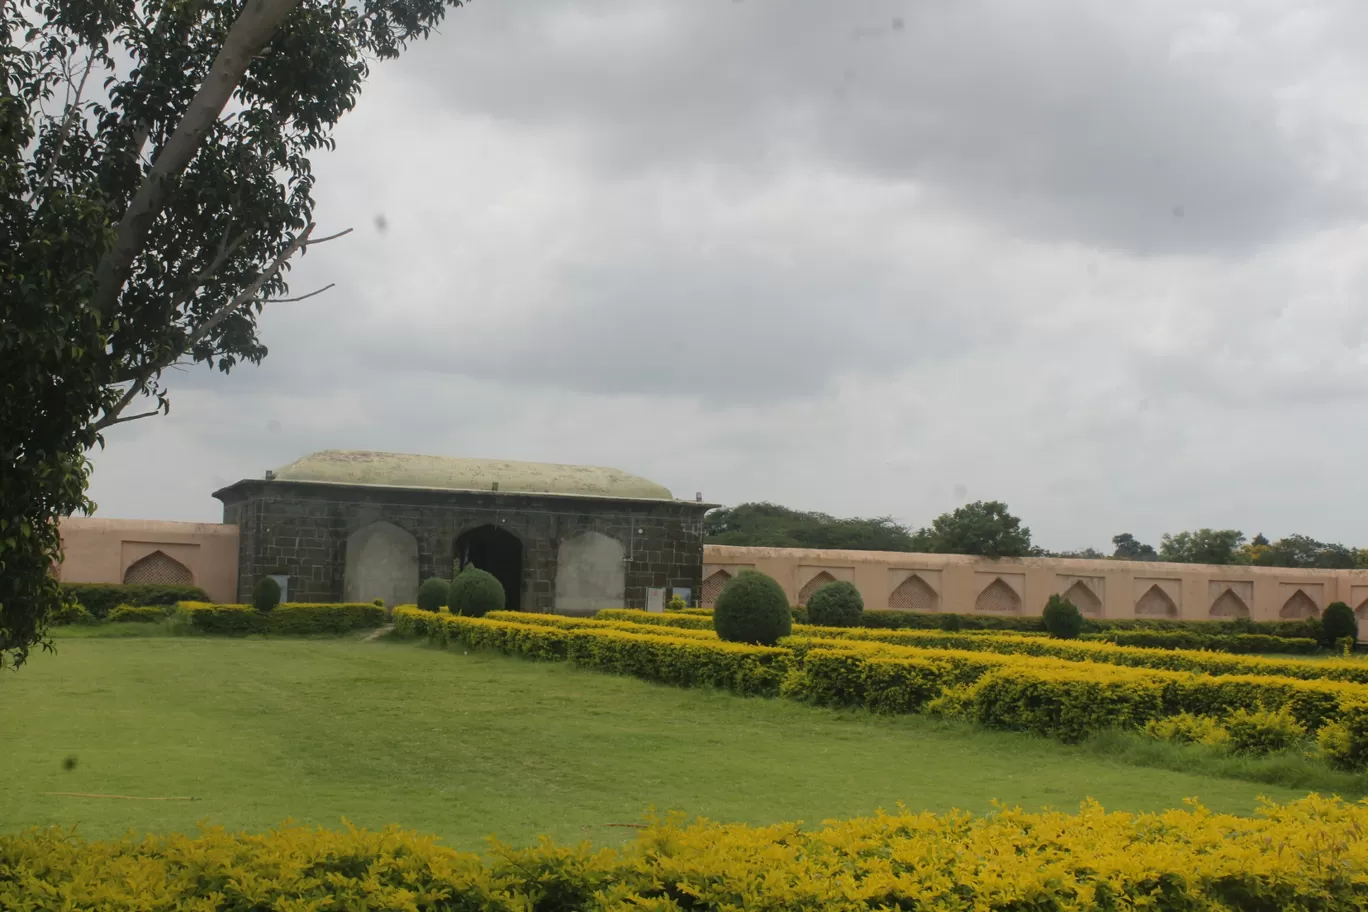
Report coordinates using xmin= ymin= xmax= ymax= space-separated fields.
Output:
xmin=555 ymin=530 xmax=625 ymax=617
xmin=344 ymin=520 xmax=419 ymax=608
xmin=123 ymin=550 xmax=194 ymax=586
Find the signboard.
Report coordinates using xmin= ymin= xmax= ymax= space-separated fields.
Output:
xmin=646 ymin=587 xmax=666 ymax=613
xmin=269 ymin=574 xmax=290 ymax=604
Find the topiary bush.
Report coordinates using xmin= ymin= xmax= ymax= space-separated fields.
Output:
xmin=1042 ymin=594 xmax=1084 ymax=640
xmin=1323 ymin=602 xmax=1358 ymax=648
xmin=713 ymin=570 xmax=792 ymax=646
xmin=805 ymin=580 xmax=864 ymax=628
xmin=417 ymin=578 xmax=450 ymax=613
xmin=667 ymin=595 xmax=687 ymax=611
xmin=448 ymin=568 xmax=505 ymax=617
xmin=252 ymin=577 xmax=281 ymax=614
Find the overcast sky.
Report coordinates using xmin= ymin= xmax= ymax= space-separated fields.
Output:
xmin=87 ymin=0 xmax=1368 ymax=552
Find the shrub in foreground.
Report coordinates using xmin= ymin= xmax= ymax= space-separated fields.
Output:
xmin=106 ymin=604 xmax=167 ymax=624
xmin=805 ymin=580 xmax=864 ymax=628
xmin=1318 ymin=697 xmax=1368 ymax=770
xmin=6 ymin=797 xmax=1368 ymax=908
xmin=1323 ymin=601 xmax=1358 ymax=647
xmin=448 ymin=568 xmax=505 ymax=617
xmin=417 ymin=577 xmax=450 ymax=612
xmin=1042 ymin=594 xmax=1084 ymax=639
xmin=252 ymin=577 xmax=281 ymax=613
xmin=713 ymin=570 xmax=792 ymax=646
xmin=50 ymin=602 xmax=94 ymax=625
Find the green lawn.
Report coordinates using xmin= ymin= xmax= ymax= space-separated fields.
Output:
xmin=0 ymin=635 xmax=1318 ymax=850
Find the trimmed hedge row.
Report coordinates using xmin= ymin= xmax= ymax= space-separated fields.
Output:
xmin=783 ymin=637 xmax=1368 ymax=742
xmin=8 ymin=795 xmax=1368 ymax=910
xmin=1083 ymin=629 xmax=1321 ymax=655
xmin=485 ymin=610 xmax=718 ymax=640
xmin=394 ymin=608 xmax=787 ymax=695
xmin=176 ymin=602 xmax=386 ymax=635
xmin=105 ymin=604 xmax=168 ymax=624
xmin=803 ymin=625 xmax=1368 ymax=685
xmin=59 ymin=582 xmax=208 ymax=618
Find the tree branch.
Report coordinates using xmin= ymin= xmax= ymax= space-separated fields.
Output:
xmin=265 ymin=282 xmax=334 ymax=303
xmin=95 ymin=408 xmax=164 ymax=429
xmin=28 ymin=54 xmax=96 ymax=207
xmin=88 ymin=0 xmax=305 ymax=317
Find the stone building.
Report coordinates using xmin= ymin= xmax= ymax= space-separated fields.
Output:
xmin=212 ymin=450 xmax=711 ymax=612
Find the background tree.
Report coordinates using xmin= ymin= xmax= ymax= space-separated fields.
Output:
xmin=704 ymin=503 xmax=919 ymax=552
xmin=1158 ymin=529 xmax=1246 ymax=565
xmin=1111 ymin=533 xmax=1157 ymax=561
xmin=1 ymin=0 xmax=466 ymax=669
xmin=912 ymin=501 xmax=1032 ymax=559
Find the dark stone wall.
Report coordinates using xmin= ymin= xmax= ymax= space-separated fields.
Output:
xmin=214 ymin=480 xmax=708 ymax=611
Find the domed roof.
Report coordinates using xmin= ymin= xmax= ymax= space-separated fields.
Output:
xmin=271 ymin=450 xmax=675 ymax=501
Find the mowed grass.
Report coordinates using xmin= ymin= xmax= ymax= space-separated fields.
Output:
xmin=0 ymin=636 xmax=1318 ymax=850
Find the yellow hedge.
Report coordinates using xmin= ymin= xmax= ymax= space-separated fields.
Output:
xmin=7 ymin=796 xmax=1368 ymax=909
xmin=805 ymin=624 xmax=1368 ymax=685
xmin=596 ymin=607 xmax=714 ymax=630
xmin=393 ymin=608 xmax=788 ymax=696
xmin=484 ymin=610 xmax=718 ymax=640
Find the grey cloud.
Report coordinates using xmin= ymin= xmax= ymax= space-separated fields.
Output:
xmin=401 ymin=0 xmax=1363 ymax=255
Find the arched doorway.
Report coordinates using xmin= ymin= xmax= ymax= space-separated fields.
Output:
xmin=455 ymin=524 xmax=523 ymax=610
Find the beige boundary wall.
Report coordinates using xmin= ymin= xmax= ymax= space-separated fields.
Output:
xmin=702 ymin=544 xmax=1368 ymax=627
xmin=58 ymin=517 xmax=240 ymax=604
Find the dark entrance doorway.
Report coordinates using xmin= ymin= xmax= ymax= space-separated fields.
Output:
xmin=454 ymin=524 xmax=523 ymax=610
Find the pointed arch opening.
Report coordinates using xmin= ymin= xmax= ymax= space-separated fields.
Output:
xmin=889 ymin=574 xmax=938 ymax=612
xmin=1210 ymin=588 xmax=1250 ymax=619
xmin=455 ymin=524 xmax=524 ymax=611
xmin=1280 ymin=589 xmax=1319 ymax=620
xmin=975 ymin=578 xmax=1021 ymax=614
xmin=701 ymin=570 xmax=732 ymax=607
xmin=1135 ymin=584 xmax=1178 ymax=618
xmin=122 ymin=550 xmax=193 ymax=586
xmin=798 ymin=571 xmax=837 ymax=607
xmin=1062 ymin=580 xmax=1102 ymax=616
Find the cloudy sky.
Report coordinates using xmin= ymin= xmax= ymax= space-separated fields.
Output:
xmin=88 ymin=0 xmax=1368 ymax=553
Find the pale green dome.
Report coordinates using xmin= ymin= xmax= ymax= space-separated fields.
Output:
xmin=272 ymin=450 xmax=674 ymax=501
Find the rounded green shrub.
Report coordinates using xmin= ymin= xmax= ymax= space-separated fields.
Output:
xmin=417 ymin=577 xmax=450 ymax=613
xmin=939 ymin=613 xmax=964 ymax=632
xmin=252 ymin=577 xmax=281 ymax=614
xmin=449 ymin=568 xmax=505 ymax=617
xmin=1323 ymin=602 xmax=1358 ymax=647
xmin=805 ymin=580 xmax=864 ymax=628
xmin=667 ymin=595 xmax=688 ymax=612
xmin=713 ymin=570 xmax=792 ymax=646
xmin=51 ymin=601 xmax=94 ymax=625
xmin=1042 ymin=595 xmax=1084 ymax=640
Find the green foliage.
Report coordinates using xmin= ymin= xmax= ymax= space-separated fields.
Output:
xmin=417 ymin=577 xmax=450 ymax=612
xmin=49 ymin=602 xmax=95 ymax=626
xmin=1111 ymin=533 xmax=1157 ymax=561
xmin=667 ymin=595 xmax=688 ymax=611
xmin=1317 ymin=699 xmax=1368 ymax=770
xmin=448 ymin=568 xmax=505 ymax=617
xmin=106 ymin=605 xmax=167 ymax=624
xmin=704 ymin=502 xmax=919 ymax=551
xmin=910 ymin=500 xmax=1032 ymax=558
xmin=1224 ymin=707 xmax=1306 ymax=756
xmin=1158 ymin=529 xmax=1246 ymax=565
xmin=1340 ymin=637 xmax=1357 ymax=658
xmin=177 ymin=602 xmax=385 ymax=635
xmin=56 ymin=583 xmax=208 ymax=619
xmin=713 ymin=570 xmax=793 ymax=646
xmin=1097 ymin=630 xmax=1320 ymax=655
xmin=805 ymin=580 xmax=864 ymax=628
xmin=252 ymin=577 xmax=281 ymax=614
xmin=1323 ymin=602 xmax=1358 ymax=647
xmin=1144 ymin=712 xmax=1229 ymax=747
xmin=0 ymin=0 xmax=470 ymax=670
xmin=1259 ymin=534 xmax=1359 ymax=569
xmin=940 ymin=613 xmax=964 ymax=632
xmin=1042 ymin=595 xmax=1084 ymax=640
